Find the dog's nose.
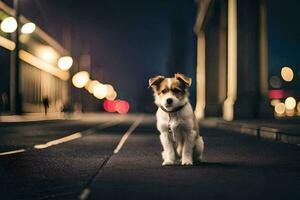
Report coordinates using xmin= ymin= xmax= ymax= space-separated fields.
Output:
xmin=166 ymin=98 xmax=173 ymax=105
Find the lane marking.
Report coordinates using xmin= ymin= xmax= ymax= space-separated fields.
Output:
xmin=33 ymin=119 xmax=122 ymax=150
xmin=0 ymin=119 xmax=122 ymax=156
xmin=79 ymin=188 xmax=90 ymax=200
xmin=113 ymin=115 xmax=143 ymax=154
xmin=0 ymin=149 xmax=26 ymax=156
xmin=34 ymin=132 xmax=82 ymax=149
xmin=78 ymin=115 xmax=144 ymax=200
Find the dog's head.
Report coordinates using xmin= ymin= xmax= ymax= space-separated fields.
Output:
xmin=148 ymin=73 xmax=192 ymax=111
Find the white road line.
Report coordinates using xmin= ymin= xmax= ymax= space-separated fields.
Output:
xmin=79 ymin=115 xmax=144 ymax=200
xmin=33 ymin=119 xmax=122 ymax=150
xmin=0 ymin=149 xmax=26 ymax=156
xmin=0 ymin=119 xmax=122 ymax=156
xmin=79 ymin=188 xmax=90 ymax=200
xmin=113 ymin=115 xmax=144 ymax=154
xmin=34 ymin=132 xmax=83 ymax=149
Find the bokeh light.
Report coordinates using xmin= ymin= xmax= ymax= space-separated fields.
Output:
xmin=270 ymin=99 xmax=280 ymax=107
xmin=85 ymin=80 xmax=100 ymax=93
xmin=268 ymin=89 xmax=284 ymax=99
xmin=274 ymin=103 xmax=285 ymax=115
xmin=269 ymin=76 xmax=282 ymax=88
xmin=284 ymin=97 xmax=296 ymax=110
xmin=106 ymin=90 xmax=117 ymax=101
xmin=58 ymin=56 xmax=73 ymax=70
xmin=281 ymin=66 xmax=294 ymax=82
xmin=72 ymin=71 xmax=90 ymax=88
xmin=297 ymin=102 xmax=300 ymax=115
xmin=1 ymin=17 xmax=17 ymax=33
xmin=103 ymin=100 xmax=117 ymax=112
xmin=37 ymin=45 xmax=58 ymax=63
xmin=116 ymin=100 xmax=130 ymax=114
xmin=105 ymin=84 xmax=114 ymax=96
xmin=21 ymin=22 xmax=36 ymax=34
xmin=93 ymin=83 xmax=108 ymax=99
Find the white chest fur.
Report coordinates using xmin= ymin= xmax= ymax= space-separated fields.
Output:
xmin=156 ymin=102 xmax=195 ymax=134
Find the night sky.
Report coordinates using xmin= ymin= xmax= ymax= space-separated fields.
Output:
xmin=9 ymin=0 xmax=197 ymax=112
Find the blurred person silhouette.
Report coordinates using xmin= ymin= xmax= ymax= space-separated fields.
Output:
xmin=42 ymin=96 xmax=50 ymax=115
xmin=1 ymin=92 xmax=8 ymax=112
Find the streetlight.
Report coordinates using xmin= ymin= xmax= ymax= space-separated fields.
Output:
xmin=85 ymin=80 xmax=100 ymax=93
xmin=281 ymin=66 xmax=294 ymax=82
xmin=58 ymin=56 xmax=73 ymax=70
xmin=72 ymin=71 xmax=90 ymax=88
xmin=93 ymin=83 xmax=108 ymax=99
xmin=21 ymin=22 xmax=36 ymax=34
xmin=0 ymin=17 xmax=17 ymax=33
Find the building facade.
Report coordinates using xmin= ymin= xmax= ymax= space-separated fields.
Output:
xmin=194 ymin=0 xmax=300 ymax=120
xmin=0 ymin=1 xmax=70 ymax=114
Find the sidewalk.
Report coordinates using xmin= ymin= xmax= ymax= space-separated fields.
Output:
xmin=0 ymin=112 xmax=66 ymax=122
xmin=200 ymin=118 xmax=300 ymax=146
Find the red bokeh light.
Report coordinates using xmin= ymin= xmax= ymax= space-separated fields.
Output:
xmin=268 ymin=89 xmax=285 ymax=99
xmin=116 ymin=100 xmax=130 ymax=114
xmin=103 ymin=100 xmax=117 ymax=112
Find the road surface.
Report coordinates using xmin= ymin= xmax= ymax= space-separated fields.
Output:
xmin=0 ymin=114 xmax=299 ymax=200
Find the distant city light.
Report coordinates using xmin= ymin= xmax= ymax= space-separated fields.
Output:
xmin=268 ymin=89 xmax=284 ymax=99
xmin=58 ymin=56 xmax=73 ymax=70
xmin=270 ymin=99 xmax=280 ymax=106
xmin=103 ymin=100 xmax=117 ymax=112
xmin=105 ymin=84 xmax=114 ymax=96
xmin=281 ymin=66 xmax=294 ymax=82
xmin=269 ymin=76 xmax=282 ymax=88
xmin=0 ymin=17 xmax=17 ymax=33
xmin=93 ymin=83 xmax=108 ymax=99
xmin=72 ymin=71 xmax=90 ymax=88
xmin=116 ymin=100 xmax=130 ymax=114
xmin=297 ymin=102 xmax=300 ymax=114
xmin=106 ymin=90 xmax=117 ymax=101
xmin=286 ymin=109 xmax=295 ymax=117
xmin=105 ymin=84 xmax=117 ymax=101
xmin=274 ymin=103 xmax=285 ymax=115
xmin=37 ymin=45 xmax=58 ymax=63
xmin=85 ymin=80 xmax=100 ymax=93
xmin=284 ymin=97 xmax=296 ymax=110
xmin=21 ymin=22 xmax=36 ymax=34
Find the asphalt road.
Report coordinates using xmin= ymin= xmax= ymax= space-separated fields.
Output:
xmin=0 ymin=114 xmax=300 ymax=200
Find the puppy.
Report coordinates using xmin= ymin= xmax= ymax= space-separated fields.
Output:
xmin=149 ymin=73 xmax=204 ymax=166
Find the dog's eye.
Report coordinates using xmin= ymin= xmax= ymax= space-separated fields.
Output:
xmin=161 ymin=89 xmax=168 ymax=94
xmin=172 ymin=88 xmax=181 ymax=94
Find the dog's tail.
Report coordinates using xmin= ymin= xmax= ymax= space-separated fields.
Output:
xmin=193 ymin=136 xmax=204 ymax=162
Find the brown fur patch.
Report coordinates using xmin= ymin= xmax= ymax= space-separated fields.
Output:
xmin=156 ymin=78 xmax=189 ymax=100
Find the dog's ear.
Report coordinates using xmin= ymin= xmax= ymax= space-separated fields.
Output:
xmin=148 ymin=75 xmax=165 ymax=88
xmin=175 ymin=73 xmax=192 ymax=87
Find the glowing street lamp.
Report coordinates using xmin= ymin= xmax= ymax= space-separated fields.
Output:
xmin=58 ymin=56 xmax=73 ymax=70
xmin=106 ymin=90 xmax=117 ymax=101
xmin=1 ymin=17 xmax=17 ymax=33
xmin=281 ymin=66 xmax=294 ymax=82
xmin=72 ymin=71 xmax=90 ymax=88
xmin=274 ymin=103 xmax=285 ymax=115
xmin=284 ymin=97 xmax=296 ymax=110
xmin=85 ymin=80 xmax=100 ymax=93
xmin=21 ymin=22 xmax=36 ymax=34
xmin=93 ymin=83 xmax=108 ymax=99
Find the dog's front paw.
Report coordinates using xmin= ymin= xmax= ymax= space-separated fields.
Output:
xmin=162 ymin=160 xmax=175 ymax=166
xmin=181 ymin=159 xmax=193 ymax=165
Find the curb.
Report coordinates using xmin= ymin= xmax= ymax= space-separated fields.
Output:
xmin=201 ymin=120 xmax=300 ymax=146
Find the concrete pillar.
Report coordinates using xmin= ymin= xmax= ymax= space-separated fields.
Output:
xmin=233 ymin=0 xmax=261 ymax=118
xmin=195 ymin=31 xmax=206 ymax=119
xmin=258 ymin=0 xmax=273 ymax=118
xmin=223 ymin=0 xmax=273 ymax=120
xmin=204 ymin=1 xmax=227 ymax=117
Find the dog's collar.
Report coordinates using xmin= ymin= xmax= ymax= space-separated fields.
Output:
xmin=160 ymin=103 xmax=187 ymax=113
